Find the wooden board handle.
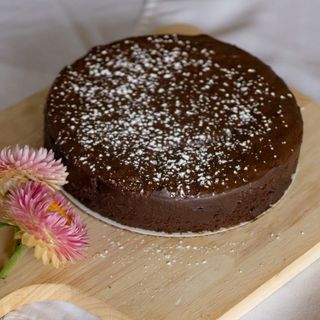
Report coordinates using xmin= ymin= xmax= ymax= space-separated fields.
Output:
xmin=152 ymin=23 xmax=202 ymax=35
xmin=0 ymin=283 xmax=130 ymax=320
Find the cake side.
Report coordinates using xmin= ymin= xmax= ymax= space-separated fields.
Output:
xmin=45 ymin=130 xmax=300 ymax=232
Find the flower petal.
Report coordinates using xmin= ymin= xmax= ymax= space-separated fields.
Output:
xmin=6 ymin=182 xmax=88 ymax=267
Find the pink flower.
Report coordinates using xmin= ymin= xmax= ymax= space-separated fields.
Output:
xmin=0 ymin=145 xmax=68 ymax=195
xmin=5 ymin=181 xmax=88 ymax=268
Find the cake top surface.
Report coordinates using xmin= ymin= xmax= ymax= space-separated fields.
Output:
xmin=46 ymin=34 xmax=302 ymax=198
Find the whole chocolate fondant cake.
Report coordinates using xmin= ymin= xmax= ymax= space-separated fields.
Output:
xmin=45 ymin=34 xmax=303 ymax=233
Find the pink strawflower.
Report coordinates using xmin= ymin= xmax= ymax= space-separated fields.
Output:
xmin=0 ymin=145 xmax=68 ymax=195
xmin=5 ymin=181 xmax=88 ymax=268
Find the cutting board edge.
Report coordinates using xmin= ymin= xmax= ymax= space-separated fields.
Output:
xmin=219 ymin=233 xmax=320 ymax=319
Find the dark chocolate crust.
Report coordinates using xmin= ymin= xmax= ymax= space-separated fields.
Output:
xmin=45 ymin=34 xmax=303 ymax=233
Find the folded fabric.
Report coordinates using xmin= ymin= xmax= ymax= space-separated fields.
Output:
xmin=2 ymin=300 xmax=99 ymax=320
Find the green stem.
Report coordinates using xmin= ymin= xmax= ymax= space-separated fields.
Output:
xmin=0 ymin=243 xmax=28 ymax=279
xmin=0 ymin=223 xmax=20 ymax=232
xmin=0 ymin=222 xmax=13 ymax=228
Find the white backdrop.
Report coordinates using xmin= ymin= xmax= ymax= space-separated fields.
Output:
xmin=1 ymin=1 xmax=320 ymax=319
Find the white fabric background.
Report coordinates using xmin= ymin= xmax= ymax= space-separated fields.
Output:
xmin=0 ymin=1 xmax=320 ymax=319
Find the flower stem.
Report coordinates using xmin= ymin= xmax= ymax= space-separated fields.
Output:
xmin=0 ymin=222 xmax=13 ymax=228
xmin=0 ymin=242 xmax=28 ymax=279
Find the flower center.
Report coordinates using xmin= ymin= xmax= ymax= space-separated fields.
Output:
xmin=47 ymin=202 xmax=72 ymax=225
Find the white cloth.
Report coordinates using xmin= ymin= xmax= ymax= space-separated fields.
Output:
xmin=2 ymin=301 xmax=98 ymax=320
xmin=0 ymin=0 xmax=319 ymax=109
xmin=0 ymin=1 xmax=320 ymax=319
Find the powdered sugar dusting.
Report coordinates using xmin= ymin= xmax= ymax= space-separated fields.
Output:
xmin=48 ymin=34 xmax=294 ymax=197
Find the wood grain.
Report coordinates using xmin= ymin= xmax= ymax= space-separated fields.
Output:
xmin=0 ymin=89 xmax=319 ymax=320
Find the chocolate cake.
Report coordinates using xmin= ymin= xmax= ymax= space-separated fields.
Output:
xmin=45 ymin=34 xmax=303 ymax=233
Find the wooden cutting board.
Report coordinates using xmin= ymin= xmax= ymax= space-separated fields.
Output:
xmin=1 ymin=31 xmax=320 ymax=320
xmin=0 ymin=89 xmax=320 ymax=320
